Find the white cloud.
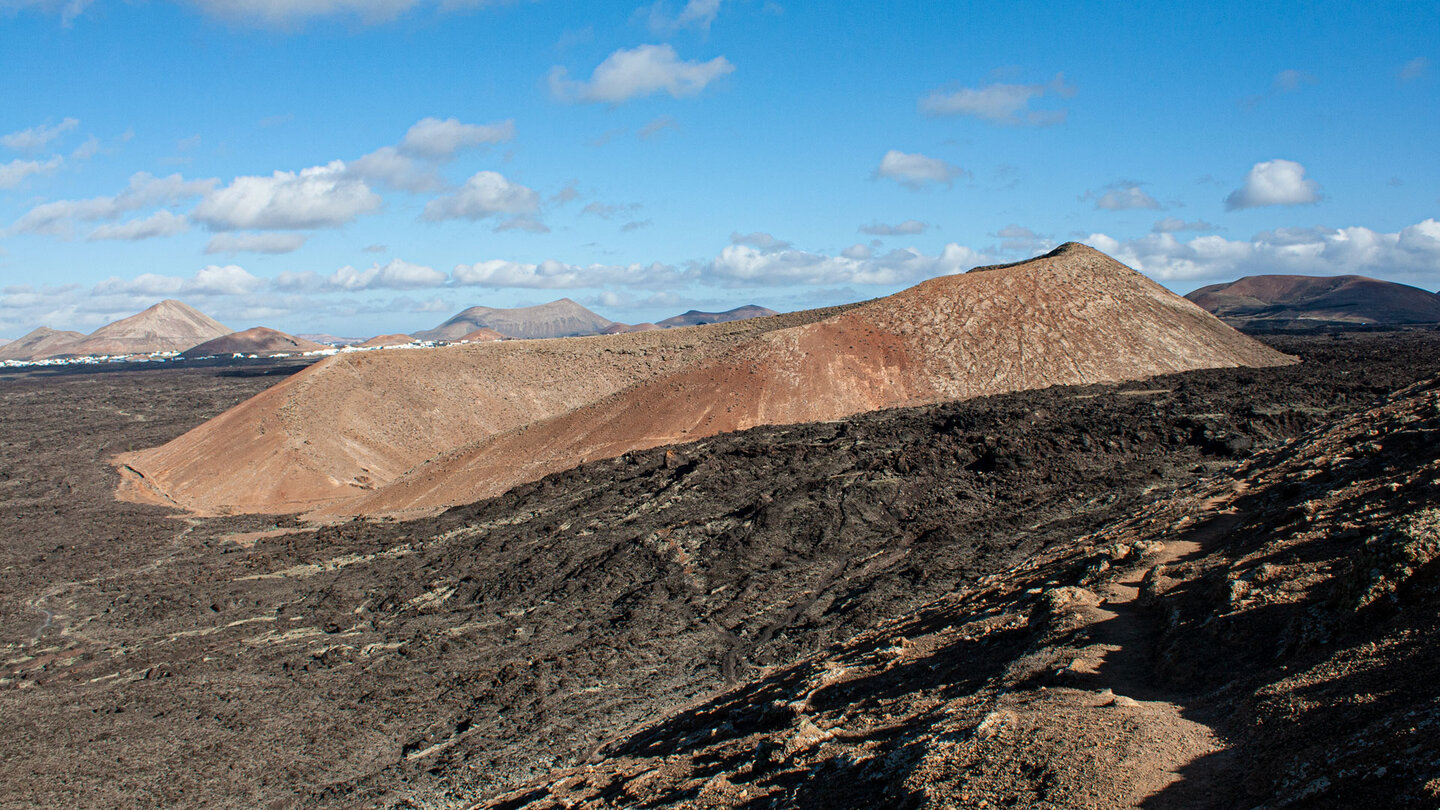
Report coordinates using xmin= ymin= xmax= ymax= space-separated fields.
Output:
xmin=398 ymin=116 xmax=514 ymax=158
xmin=86 ymin=210 xmax=190 ymax=241
xmin=92 ymin=264 xmax=264 ymax=297
xmin=327 ymin=258 xmax=447 ymax=290
xmin=70 ymin=135 xmax=100 ymax=160
xmin=705 ymin=241 xmax=990 ymax=287
xmin=1152 ymin=217 xmax=1220 ymax=234
xmin=453 ymin=258 xmax=680 ymax=289
xmin=549 ymin=44 xmax=734 ymax=103
xmin=1224 ymin=159 xmax=1321 ymax=210
xmin=1400 ymin=56 xmax=1429 ymax=81
xmin=730 ymin=231 xmax=792 ymax=250
xmin=1087 ymin=217 xmax=1440 ymax=285
xmin=347 ymin=146 xmax=444 ymax=192
xmin=644 ymin=0 xmax=724 ymax=33
xmin=422 ymin=170 xmax=540 ymax=222
xmin=204 ymin=232 xmax=309 ymax=254
xmin=193 ymin=161 xmax=381 ymax=230
xmin=638 ymin=115 xmax=678 ymax=139
xmin=1 ymin=118 xmax=78 ymax=151
xmin=180 ymin=0 xmax=421 ymax=26
xmin=495 ymin=216 xmax=550 ymax=233
xmin=919 ymin=74 xmax=1073 ymax=125
xmin=1092 ymin=184 xmax=1161 ymax=211
xmin=9 ymin=172 xmax=215 ymax=237
xmin=860 ymin=220 xmax=928 ymax=236
xmin=874 ymin=150 xmax=966 ymax=190
xmin=0 ymin=156 xmax=62 ymax=189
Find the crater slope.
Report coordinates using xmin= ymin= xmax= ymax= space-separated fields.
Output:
xmin=117 ymin=244 xmax=1293 ymax=519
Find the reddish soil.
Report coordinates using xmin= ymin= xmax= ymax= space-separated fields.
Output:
xmin=182 ymin=327 xmax=326 ymax=358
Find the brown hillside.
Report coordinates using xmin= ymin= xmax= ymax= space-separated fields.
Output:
xmin=66 ymin=300 xmax=231 ymax=356
xmin=116 ymin=244 xmax=1291 ymax=519
xmin=331 ymin=243 xmax=1293 ymax=519
xmin=1187 ymin=274 xmax=1440 ymax=325
xmin=181 ymin=327 xmax=326 ymax=358
xmin=115 ymin=308 xmax=846 ymax=515
xmin=0 ymin=326 xmax=86 ymax=361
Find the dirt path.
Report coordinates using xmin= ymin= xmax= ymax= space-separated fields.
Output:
xmin=1077 ymin=484 xmax=1249 ymax=805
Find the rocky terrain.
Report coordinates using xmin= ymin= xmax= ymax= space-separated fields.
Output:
xmin=182 ymin=327 xmax=326 ymax=358
xmin=1 ymin=330 xmax=1436 ymax=808
xmin=1187 ymin=273 xmax=1440 ymax=328
xmin=117 ymin=245 xmax=1290 ymax=520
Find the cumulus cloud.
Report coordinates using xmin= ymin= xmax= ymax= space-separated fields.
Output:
xmin=705 ymin=240 xmax=991 ymax=287
xmin=327 ymin=258 xmax=447 ymax=290
xmin=730 ymin=231 xmax=792 ymax=250
xmin=423 ymin=170 xmax=540 ymax=222
xmin=1090 ymin=184 xmax=1161 ymax=211
xmin=919 ymin=74 xmax=1073 ymax=125
xmin=860 ymin=220 xmax=928 ymax=236
xmin=1152 ymin=217 xmax=1220 ymax=234
xmin=1 ymin=118 xmax=78 ymax=152
xmin=874 ymin=150 xmax=966 ymax=190
xmin=192 ymin=161 xmax=381 ymax=230
xmin=453 ymin=258 xmax=680 ymax=288
xmin=179 ymin=0 xmax=422 ymax=27
xmin=643 ymin=0 xmax=724 ymax=33
xmin=1400 ymin=57 xmax=1429 ymax=81
xmin=1087 ymin=218 xmax=1440 ymax=285
xmin=0 ymin=156 xmax=62 ymax=189
xmin=92 ymin=264 xmax=265 ymax=297
xmin=494 ymin=216 xmax=550 ymax=233
xmin=1224 ymin=159 xmax=1321 ymax=210
xmin=991 ymin=224 xmax=1052 ymax=254
xmin=204 ymin=232 xmax=309 ymax=254
xmin=549 ymin=44 xmax=734 ymax=104
xmin=86 ymin=210 xmax=190 ymax=241
xmin=398 ymin=116 xmax=515 ymax=159
xmin=9 ymin=172 xmax=216 ymax=237
xmin=347 ymin=146 xmax=444 ymax=192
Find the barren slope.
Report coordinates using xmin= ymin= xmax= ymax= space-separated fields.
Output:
xmin=656 ymin=305 xmax=779 ymax=328
xmin=65 ymin=300 xmax=231 ymax=356
xmin=482 ymin=370 xmax=1440 ymax=809
xmin=182 ymin=327 xmax=326 ymax=358
xmin=115 ymin=308 xmax=844 ymax=515
xmin=334 ymin=244 xmax=1293 ymax=518
xmin=0 ymin=326 xmax=86 ymax=361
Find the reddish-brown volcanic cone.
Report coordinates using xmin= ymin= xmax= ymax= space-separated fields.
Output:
xmin=326 ymin=243 xmax=1292 ymax=519
xmin=119 ymin=244 xmax=1292 ymax=519
xmin=114 ymin=309 xmax=842 ymax=515
xmin=457 ymin=328 xmax=506 ymax=342
xmin=357 ymin=334 xmax=417 ymax=348
xmin=181 ymin=327 xmax=326 ymax=358
xmin=66 ymin=299 xmax=231 ymax=356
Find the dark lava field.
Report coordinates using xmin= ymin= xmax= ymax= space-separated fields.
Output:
xmin=1 ymin=331 xmax=1437 ymax=809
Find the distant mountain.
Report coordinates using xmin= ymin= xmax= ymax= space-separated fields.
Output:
xmin=0 ymin=327 xmax=87 ymax=361
xmin=1186 ymin=275 xmax=1440 ymax=327
xmin=357 ymin=334 xmax=417 ymax=348
xmin=65 ymin=300 xmax=232 ymax=357
xmin=182 ymin=327 xmax=327 ymax=358
xmin=655 ymin=305 xmax=778 ymax=329
xmin=601 ymin=322 xmax=659 ymax=334
xmin=297 ymin=333 xmax=363 ymax=346
xmin=0 ymin=338 xmax=10 ymax=347
xmin=414 ymin=299 xmax=613 ymax=341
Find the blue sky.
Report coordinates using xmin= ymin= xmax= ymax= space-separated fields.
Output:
xmin=1 ymin=0 xmax=1436 ymax=338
